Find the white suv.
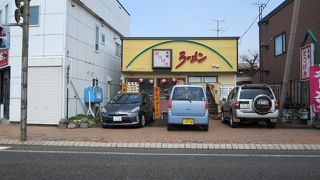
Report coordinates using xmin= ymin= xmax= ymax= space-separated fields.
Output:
xmin=221 ymin=84 xmax=279 ymax=128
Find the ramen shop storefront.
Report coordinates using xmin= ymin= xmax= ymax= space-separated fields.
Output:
xmin=122 ymin=37 xmax=239 ymax=119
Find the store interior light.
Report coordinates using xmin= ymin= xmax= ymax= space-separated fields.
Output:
xmin=161 ymin=79 xmax=166 ymax=83
xmin=149 ymin=79 xmax=154 ymax=84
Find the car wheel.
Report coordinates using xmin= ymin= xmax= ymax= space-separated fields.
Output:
xmin=200 ymin=125 xmax=209 ymax=131
xmin=220 ymin=111 xmax=227 ymax=124
xmin=139 ymin=114 xmax=146 ymax=128
xmin=266 ymin=121 xmax=276 ymax=128
xmin=229 ymin=113 xmax=239 ymax=128
xmin=167 ymin=124 xmax=174 ymax=131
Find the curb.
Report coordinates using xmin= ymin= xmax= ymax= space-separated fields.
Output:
xmin=1 ymin=139 xmax=320 ymax=151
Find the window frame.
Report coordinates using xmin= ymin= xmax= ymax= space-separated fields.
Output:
xmin=95 ymin=25 xmax=100 ymax=52
xmin=115 ymin=42 xmax=121 ymax=55
xmin=274 ymin=32 xmax=286 ymax=56
xmin=101 ymin=33 xmax=106 ymax=45
xmin=188 ymin=76 xmax=217 ymax=83
xmin=227 ymin=88 xmax=234 ymax=100
xmin=4 ymin=4 xmax=8 ymax=24
xmin=29 ymin=6 xmax=40 ymax=26
xmin=0 ymin=10 xmax=2 ymax=24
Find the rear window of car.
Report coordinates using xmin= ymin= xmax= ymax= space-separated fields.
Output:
xmin=109 ymin=93 xmax=142 ymax=104
xmin=239 ymin=88 xmax=274 ymax=99
xmin=172 ymin=87 xmax=205 ymax=101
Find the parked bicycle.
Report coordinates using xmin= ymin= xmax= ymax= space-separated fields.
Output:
xmin=280 ymin=108 xmax=309 ymax=126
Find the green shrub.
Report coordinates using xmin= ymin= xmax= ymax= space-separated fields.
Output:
xmin=68 ymin=114 xmax=101 ymax=127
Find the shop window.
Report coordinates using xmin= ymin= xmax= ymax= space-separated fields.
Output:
xmin=274 ymin=32 xmax=286 ymax=56
xmin=188 ymin=76 xmax=217 ymax=83
xmin=203 ymin=76 xmax=217 ymax=83
xmin=157 ymin=78 xmax=185 ymax=99
xmin=126 ymin=78 xmax=154 ymax=96
xmin=188 ymin=77 xmax=201 ymax=83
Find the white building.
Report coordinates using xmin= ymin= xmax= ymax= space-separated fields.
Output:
xmin=0 ymin=0 xmax=130 ymax=124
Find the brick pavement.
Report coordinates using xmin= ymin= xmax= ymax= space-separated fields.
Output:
xmin=0 ymin=120 xmax=319 ymax=145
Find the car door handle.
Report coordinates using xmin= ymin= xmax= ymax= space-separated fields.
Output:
xmin=185 ymin=108 xmax=191 ymax=110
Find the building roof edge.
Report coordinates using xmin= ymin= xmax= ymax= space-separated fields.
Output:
xmin=121 ymin=37 xmax=240 ymax=40
xmin=258 ymin=0 xmax=294 ymax=26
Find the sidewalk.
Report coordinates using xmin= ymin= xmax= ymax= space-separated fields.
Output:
xmin=1 ymin=120 xmax=320 ymax=150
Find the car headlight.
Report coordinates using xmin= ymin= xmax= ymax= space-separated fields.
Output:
xmin=129 ymin=107 xmax=140 ymax=113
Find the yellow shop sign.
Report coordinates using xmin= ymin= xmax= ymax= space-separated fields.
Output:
xmin=122 ymin=38 xmax=238 ymax=72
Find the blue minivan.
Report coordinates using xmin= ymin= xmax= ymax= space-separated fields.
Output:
xmin=167 ymin=85 xmax=209 ymax=131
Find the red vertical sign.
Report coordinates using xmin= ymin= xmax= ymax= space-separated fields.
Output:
xmin=0 ymin=49 xmax=8 ymax=67
xmin=310 ymin=66 xmax=320 ymax=113
xmin=154 ymin=87 xmax=161 ymax=119
xmin=300 ymin=44 xmax=314 ymax=81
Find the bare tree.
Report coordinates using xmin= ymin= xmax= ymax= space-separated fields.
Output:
xmin=240 ymin=50 xmax=259 ymax=71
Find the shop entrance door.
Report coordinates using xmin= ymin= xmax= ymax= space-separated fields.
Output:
xmin=156 ymin=78 xmax=185 ymax=119
xmin=0 ymin=68 xmax=10 ymax=119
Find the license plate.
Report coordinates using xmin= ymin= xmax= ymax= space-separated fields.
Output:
xmin=183 ymin=118 xmax=194 ymax=125
xmin=113 ymin=116 xmax=122 ymax=121
xmin=240 ymin=103 xmax=249 ymax=109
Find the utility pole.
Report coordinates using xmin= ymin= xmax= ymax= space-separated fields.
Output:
xmin=20 ymin=0 xmax=30 ymax=141
xmin=279 ymin=0 xmax=301 ymax=116
xmin=209 ymin=19 xmax=225 ymax=37
xmin=14 ymin=0 xmax=30 ymax=141
xmin=258 ymin=1 xmax=266 ymax=83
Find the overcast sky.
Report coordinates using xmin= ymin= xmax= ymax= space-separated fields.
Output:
xmin=118 ymin=0 xmax=284 ymax=57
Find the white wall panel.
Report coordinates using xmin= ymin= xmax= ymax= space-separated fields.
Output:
xmin=44 ymin=35 xmax=64 ymax=56
xmin=67 ymin=16 xmax=78 ymax=39
xmin=9 ymin=99 xmax=21 ymax=122
xmin=8 ymin=36 xmax=22 ymax=57
xmin=44 ymin=14 xmax=65 ymax=34
xmin=77 ymin=22 xmax=87 ymax=44
xmin=9 ymin=77 xmax=21 ymax=99
xmin=29 ymin=36 xmax=44 ymax=56
xmin=77 ymin=41 xmax=86 ymax=61
xmin=45 ymin=0 xmax=66 ymax=14
xmin=66 ymin=36 xmax=78 ymax=59
xmin=9 ymin=57 xmax=21 ymax=78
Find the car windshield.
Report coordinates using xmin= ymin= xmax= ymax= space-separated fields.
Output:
xmin=109 ymin=93 xmax=142 ymax=104
xmin=172 ymin=87 xmax=205 ymax=101
xmin=239 ymin=88 xmax=274 ymax=99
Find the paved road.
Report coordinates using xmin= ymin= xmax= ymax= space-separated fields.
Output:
xmin=1 ymin=146 xmax=320 ymax=180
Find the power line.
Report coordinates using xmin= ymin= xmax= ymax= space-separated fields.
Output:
xmin=240 ymin=16 xmax=259 ymax=39
xmin=240 ymin=0 xmax=270 ymax=40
